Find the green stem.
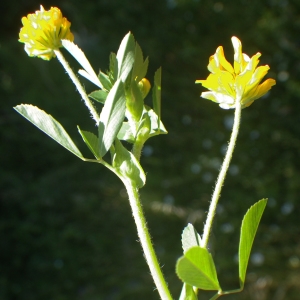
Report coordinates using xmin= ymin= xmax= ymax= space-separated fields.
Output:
xmin=201 ymin=100 xmax=242 ymax=248
xmin=123 ymin=180 xmax=173 ymax=300
xmin=132 ymin=139 xmax=144 ymax=161
xmin=54 ymin=49 xmax=100 ymax=124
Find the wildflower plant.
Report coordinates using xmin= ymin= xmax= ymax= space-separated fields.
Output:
xmin=17 ymin=6 xmax=276 ymax=300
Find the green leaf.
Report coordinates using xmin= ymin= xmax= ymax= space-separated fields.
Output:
xmin=98 ymin=71 xmax=113 ymax=91
xmin=182 ymin=223 xmax=202 ymax=253
xmin=147 ymin=108 xmax=168 ymax=136
xmin=61 ymin=40 xmax=102 ymax=89
xmin=89 ymin=90 xmax=108 ymax=104
xmin=152 ymin=67 xmax=162 ymax=129
xmin=117 ymin=122 xmax=135 ymax=143
xmin=239 ymin=199 xmax=267 ymax=288
xmin=14 ymin=104 xmax=83 ymax=159
xmin=179 ymin=283 xmax=198 ymax=300
xmin=132 ymin=42 xmax=149 ymax=82
xmin=112 ymin=139 xmax=146 ymax=188
xmin=77 ymin=127 xmax=100 ymax=159
xmin=98 ymin=79 xmax=126 ymax=157
xmin=176 ymin=246 xmax=220 ymax=291
xmin=116 ymin=32 xmax=135 ymax=82
xmin=127 ymin=79 xmax=144 ymax=121
xmin=109 ymin=52 xmax=118 ymax=83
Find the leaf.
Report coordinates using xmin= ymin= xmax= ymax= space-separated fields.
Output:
xmin=127 ymin=79 xmax=144 ymax=121
xmin=131 ymin=42 xmax=149 ymax=82
xmin=89 ymin=90 xmax=108 ymax=104
xmin=14 ymin=104 xmax=83 ymax=159
xmin=61 ymin=40 xmax=103 ymax=89
xmin=98 ymin=79 xmax=126 ymax=157
xmin=176 ymin=246 xmax=220 ymax=291
xmin=147 ymin=108 xmax=168 ymax=136
xmin=152 ymin=67 xmax=162 ymax=129
xmin=179 ymin=284 xmax=198 ymax=300
xmin=116 ymin=32 xmax=135 ymax=82
xmin=117 ymin=122 xmax=135 ymax=143
xmin=109 ymin=52 xmax=118 ymax=83
xmin=98 ymin=71 xmax=113 ymax=91
xmin=77 ymin=127 xmax=100 ymax=159
xmin=112 ymin=139 xmax=146 ymax=188
xmin=182 ymin=223 xmax=202 ymax=253
xmin=239 ymin=199 xmax=267 ymax=288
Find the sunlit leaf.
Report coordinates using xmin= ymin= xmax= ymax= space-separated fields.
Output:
xmin=239 ymin=199 xmax=267 ymax=288
xmin=182 ymin=223 xmax=202 ymax=253
xmin=176 ymin=246 xmax=220 ymax=291
xmin=14 ymin=104 xmax=83 ymax=159
xmin=116 ymin=32 xmax=135 ymax=82
xmin=98 ymin=79 xmax=126 ymax=157
xmin=117 ymin=122 xmax=135 ymax=143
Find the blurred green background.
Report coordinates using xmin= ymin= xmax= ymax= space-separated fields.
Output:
xmin=1 ymin=0 xmax=300 ymax=299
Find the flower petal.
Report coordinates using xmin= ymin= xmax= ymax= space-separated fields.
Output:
xmin=242 ymin=78 xmax=276 ymax=107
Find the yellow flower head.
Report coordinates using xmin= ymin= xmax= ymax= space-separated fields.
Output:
xmin=196 ymin=37 xmax=276 ymax=109
xmin=19 ymin=5 xmax=74 ymax=61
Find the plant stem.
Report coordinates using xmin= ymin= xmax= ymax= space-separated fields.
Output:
xmin=54 ymin=49 xmax=100 ymax=124
xmin=201 ymin=99 xmax=242 ymax=249
xmin=123 ymin=180 xmax=173 ymax=300
xmin=132 ymin=139 xmax=144 ymax=161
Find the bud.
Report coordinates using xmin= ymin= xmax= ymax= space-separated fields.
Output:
xmin=138 ymin=78 xmax=151 ymax=98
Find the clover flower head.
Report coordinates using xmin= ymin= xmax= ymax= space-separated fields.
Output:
xmin=196 ymin=37 xmax=276 ymax=109
xmin=19 ymin=5 xmax=74 ymax=61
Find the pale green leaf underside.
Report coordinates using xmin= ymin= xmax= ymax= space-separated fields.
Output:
xmin=182 ymin=223 xmax=202 ymax=253
xmin=116 ymin=32 xmax=135 ymax=82
xmin=176 ymin=246 xmax=220 ymax=291
xmin=117 ymin=122 xmax=135 ymax=143
xmin=239 ymin=198 xmax=267 ymax=287
xmin=98 ymin=79 xmax=126 ymax=157
xmin=14 ymin=104 xmax=83 ymax=159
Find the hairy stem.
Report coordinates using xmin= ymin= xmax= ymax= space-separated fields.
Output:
xmin=201 ymin=100 xmax=242 ymax=248
xmin=54 ymin=49 xmax=100 ymax=124
xmin=123 ymin=180 xmax=173 ymax=300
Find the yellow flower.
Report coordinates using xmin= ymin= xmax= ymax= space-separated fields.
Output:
xmin=19 ymin=5 xmax=74 ymax=61
xmin=196 ymin=37 xmax=276 ymax=109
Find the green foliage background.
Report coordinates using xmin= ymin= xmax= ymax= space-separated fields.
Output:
xmin=1 ymin=0 xmax=300 ymax=299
